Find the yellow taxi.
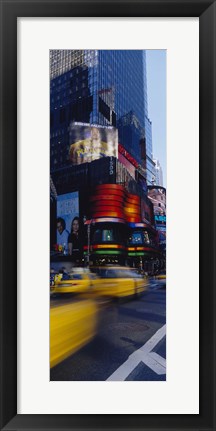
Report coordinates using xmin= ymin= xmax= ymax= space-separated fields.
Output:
xmin=51 ymin=267 xmax=97 ymax=294
xmin=50 ymin=296 xmax=99 ymax=368
xmin=51 ymin=266 xmax=148 ymax=299
xmin=90 ymin=266 xmax=148 ymax=298
xmin=156 ymin=274 xmax=166 ymax=280
xmin=155 ymin=271 xmax=166 ymax=280
xmin=154 ymin=272 xmax=166 ymax=288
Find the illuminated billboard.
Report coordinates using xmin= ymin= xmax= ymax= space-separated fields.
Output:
xmin=155 ymin=215 xmax=166 ymax=224
xmin=69 ymin=123 xmax=118 ymax=165
xmin=56 ymin=192 xmax=79 ymax=254
xmin=118 ymin=152 xmax=136 ymax=179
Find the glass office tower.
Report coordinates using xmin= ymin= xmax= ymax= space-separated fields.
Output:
xmin=50 ymin=49 xmax=154 ymax=182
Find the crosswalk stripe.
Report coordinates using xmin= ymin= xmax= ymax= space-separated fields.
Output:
xmin=107 ymin=324 xmax=166 ymax=381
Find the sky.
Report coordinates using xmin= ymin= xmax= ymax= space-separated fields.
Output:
xmin=146 ymin=50 xmax=166 ymax=188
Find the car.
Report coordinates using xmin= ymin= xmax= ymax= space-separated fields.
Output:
xmin=154 ymin=272 xmax=166 ymax=287
xmin=90 ymin=266 xmax=148 ymax=298
xmin=52 ymin=265 xmax=148 ymax=299
xmin=51 ymin=267 xmax=98 ymax=294
xmin=156 ymin=274 xmax=166 ymax=280
xmin=50 ymin=296 xmax=99 ymax=368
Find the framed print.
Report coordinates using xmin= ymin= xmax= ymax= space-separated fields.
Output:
xmin=0 ymin=0 xmax=216 ymax=430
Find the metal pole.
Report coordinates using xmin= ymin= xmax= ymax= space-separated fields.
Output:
xmin=87 ymin=222 xmax=91 ymax=266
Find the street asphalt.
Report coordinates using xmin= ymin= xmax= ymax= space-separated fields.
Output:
xmin=50 ymin=280 xmax=166 ymax=381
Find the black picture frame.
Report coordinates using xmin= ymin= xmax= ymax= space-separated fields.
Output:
xmin=0 ymin=0 xmax=215 ymax=430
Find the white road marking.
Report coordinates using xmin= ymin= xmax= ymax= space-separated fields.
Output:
xmin=149 ymin=351 xmax=166 ymax=368
xmin=149 ymin=282 xmax=165 ymax=291
xmin=107 ymin=324 xmax=166 ymax=381
xmin=139 ymin=324 xmax=166 ymax=353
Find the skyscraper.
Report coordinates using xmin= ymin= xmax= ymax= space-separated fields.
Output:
xmin=50 ymin=49 xmax=154 ymax=182
xmin=153 ymin=159 xmax=164 ymax=186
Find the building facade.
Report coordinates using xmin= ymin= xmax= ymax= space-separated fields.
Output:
xmin=147 ymin=186 xmax=166 ymax=264
xmin=50 ymin=50 xmax=154 ymax=181
xmin=50 ymin=50 xmax=164 ymax=271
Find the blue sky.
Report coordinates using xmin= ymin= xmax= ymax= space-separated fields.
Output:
xmin=146 ymin=50 xmax=166 ymax=187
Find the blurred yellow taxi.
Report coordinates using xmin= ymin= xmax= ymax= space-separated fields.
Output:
xmin=154 ymin=272 xmax=166 ymax=288
xmin=51 ymin=267 xmax=97 ymax=294
xmin=155 ymin=272 xmax=166 ymax=280
xmin=91 ymin=266 xmax=148 ymax=298
xmin=50 ymin=296 xmax=98 ymax=368
xmin=51 ymin=266 xmax=148 ymax=299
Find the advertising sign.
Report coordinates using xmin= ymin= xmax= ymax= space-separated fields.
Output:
xmin=154 ymin=215 xmax=166 ymax=239
xmin=69 ymin=123 xmax=118 ymax=165
xmin=56 ymin=192 xmax=79 ymax=252
xmin=157 ymin=225 xmax=166 ymax=233
xmin=118 ymin=143 xmax=139 ymax=168
xmin=88 ymin=156 xmax=116 ymax=187
xmin=155 ymin=214 xmax=166 ymax=224
xmin=118 ymin=152 xmax=136 ymax=179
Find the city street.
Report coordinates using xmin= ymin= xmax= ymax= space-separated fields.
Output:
xmin=50 ymin=280 xmax=166 ymax=381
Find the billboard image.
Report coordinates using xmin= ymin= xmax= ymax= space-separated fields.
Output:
xmin=56 ymin=192 xmax=79 ymax=254
xmin=69 ymin=123 xmax=118 ymax=165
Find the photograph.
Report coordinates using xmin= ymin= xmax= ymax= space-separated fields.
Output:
xmin=1 ymin=1 xmax=215 ymax=427
xmin=50 ymin=49 xmax=167 ymax=381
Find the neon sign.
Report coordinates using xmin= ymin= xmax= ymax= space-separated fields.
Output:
xmin=154 ymin=215 xmax=166 ymax=223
